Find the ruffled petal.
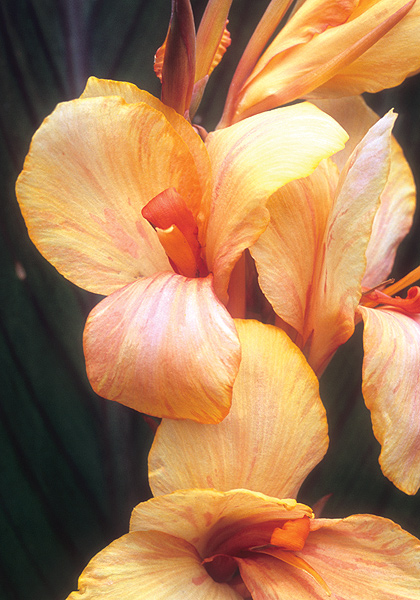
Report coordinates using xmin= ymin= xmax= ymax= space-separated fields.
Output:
xmin=16 ymin=95 xmax=211 ymax=295
xmin=313 ymin=96 xmax=416 ymax=289
xmin=358 ymin=305 xmax=420 ymax=494
xmin=83 ymin=272 xmax=240 ymax=423
xmin=67 ymin=530 xmax=241 ymax=600
xmin=130 ymin=488 xmax=312 ymax=556
xmin=205 ymin=102 xmax=348 ymax=302
xmin=149 ymin=319 xmax=328 ymax=498
xmin=304 ymin=515 xmax=420 ymax=598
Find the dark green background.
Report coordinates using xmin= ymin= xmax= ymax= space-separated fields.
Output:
xmin=1 ymin=1 xmax=419 ymax=598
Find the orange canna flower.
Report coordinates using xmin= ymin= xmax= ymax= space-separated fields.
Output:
xmin=66 ymin=320 xmax=420 ymax=599
xmin=250 ymin=96 xmax=420 ymax=494
xmin=219 ymin=0 xmax=420 ymax=127
xmin=15 ymin=77 xmax=347 ymax=424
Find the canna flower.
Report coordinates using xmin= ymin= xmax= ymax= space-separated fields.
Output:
xmin=250 ymin=97 xmax=420 ymax=494
xmin=15 ymin=76 xmax=347 ymax=423
xmin=219 ymin=0 xmax=420 ymax=127
xmin=66 ymin=320 xmax=420 ymax=599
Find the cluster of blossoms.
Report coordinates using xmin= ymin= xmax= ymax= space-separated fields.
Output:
xmin=16 ymin=0 xmax=420 ymax=597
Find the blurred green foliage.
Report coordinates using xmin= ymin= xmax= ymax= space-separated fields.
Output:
xmin=1 ymin=1 xmax=419 ymax=599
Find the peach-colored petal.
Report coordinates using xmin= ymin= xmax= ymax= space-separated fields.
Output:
xmin=67 ymin=530 xmax=241 ymax=600
xmin=82 ymin=76 xmax=214 ymax=247
xmin=16 ymin=96 xmax=208 ymax=295
xmin=255 ymin=0 xmax=358 ymax=69
xmin=302 ymin=111 xmax=395 ymax=373
xmin=303 ymin=515 xmax=420 ymax=598
xmin=83 ymin=272 xmax=240 ymax=423
xmin=250 ymin=159 xmax=338 ymax=337
xmin=236 ymin=553 xmax=328 ymax=600
xmin=253 ymin=111 xmax=395 ymax=374
xmin=318 ymin=0 xmax=420 ymax=97
xmin=206 ymin=102 xmax=348 ymax=302
xmin=237 ymin=514 xmax=420 ymax=599
xmin=231 ymin=0 xmax=415 ymax=122
xmin=149 ymin=319 xmax=328 ymax=498
xmin=313 ymin=96 xmax=416 ymax=289
xmin=358 ymin=304 xmax=420 ymax=494
xmin=218 ymin=0 xmax=295 ymax=128
xmin=130 ymin=488 xmax=312 ymax=556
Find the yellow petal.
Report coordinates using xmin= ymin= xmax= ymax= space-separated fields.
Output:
xmin=304 ymin=515 xmax=420 ymax=598
xmin=205 ymin=102 xmax=348 ymax=302
xmin=313 ymin=96 xmax=416 ymax=290
xmin=250 ymin=159 xmax=338 ymax=337
xmin=83 ymin=272 xmax=240 ymax=423
xmin=359 ymin=305 xmax=420 ymax=495
xmin=130 ymin=489 xmax=312 ymax=556
xmin=66 ymin=530 xmax=240 ymax=600
xmin=149 ymin=319 xmax=328 ymax=498
xmin=82 ymin=77 xmax=213 ymax=243
xmin=16 ymin=95 xmax=208 ymax=295
xmin=253 ymin=111 xmax=396 ymax=373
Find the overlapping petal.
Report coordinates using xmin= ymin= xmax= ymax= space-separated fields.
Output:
xmin=227 ymin=0 xmax=419 ymax=123
xmin=313 ymin=96 xmax=416 ymax=289
xmin=83 ymin=272 xmax=240 ymax=423
xmin=16 ymin=94 xmax=210 ymax=295
xmin=236 ymin=515 xmax=420 ymax=599
xmin=67 ymin=530 xmax=241 ymax=600
xmin=80 ymin=77 xmax=213 ymax=207
xmin=304 ymin=515 xmax=420 ymax=599
xmin=206 ymin=102 xmax=348 ymax=301
xmin=130 ymin=488 xmax=312 ymax=555
xmin=252 ymin=111 xmax=395 ymax=374
xmin=149 ymin=319 xmax=328 ymax=498
xmin=358 ymin=305 xmax=420 ymax=494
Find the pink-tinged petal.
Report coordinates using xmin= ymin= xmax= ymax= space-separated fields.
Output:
xmin=303 ymin=111 xmax=395 ymax=373
xmin=236 ymin=553 xmax=328 ymax=600
xmin=205 ymin=102 xmax=348 ymax=302
xmin=313 ymin=96 xmax=416 ymax=289
xmin=358 ymin=305 xmax=420 ymax=494
xmin=82 ymin=76 xmax=213 ymax=244
xmin=67 ymin=530 xmax=241 ymax=600
xmin=149 ymin=319 xmax=328 ymax=498
xmin=16 ymin=96 xmax=208 ymax=295
xmin=253 ymin=111 xmax=395 ymax=374
xmin=130 ymin=488 xmax=312 ymax=556
xmin=250 ymin=159 xmax=338 ymax=337
xmin=83 ymin=272 xmax=240 ymax=423
xmin=303 ymin=515 xmax=420 ymax=598
xmin=230 ymin=0 xmax=415 ymax=122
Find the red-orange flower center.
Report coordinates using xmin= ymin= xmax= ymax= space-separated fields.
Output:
xmin=142 ymin=187 xmax=208 ymax=278
xmin=202 ymin=515 xmax=330 ymax=595
xmin=203 ymin=517 xmax=310 ymax=582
